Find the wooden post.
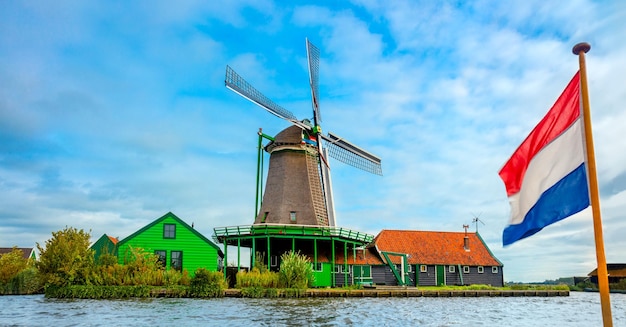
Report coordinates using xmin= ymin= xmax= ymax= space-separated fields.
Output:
xmin=573 ymin=42 xmax=613 ymax=327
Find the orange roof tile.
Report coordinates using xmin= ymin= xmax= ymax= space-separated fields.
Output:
xmin=372 ymin=230 xmax=502 ymax=266
xmin=107 ymin=236 xmax=119 ymax=245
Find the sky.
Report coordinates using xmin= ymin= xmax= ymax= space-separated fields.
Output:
xmin=1 ymin=1 xmax=625 ymax=283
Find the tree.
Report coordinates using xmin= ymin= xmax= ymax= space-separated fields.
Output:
xmin=36 ymin=227 xmax=95 ymax=287
xmin=0 ymin=247 xmax=28 ymax=284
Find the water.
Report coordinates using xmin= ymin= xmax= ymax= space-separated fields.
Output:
xmin=1 ymin=292 xmax=625 ymax=326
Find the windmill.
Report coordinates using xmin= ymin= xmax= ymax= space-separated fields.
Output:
xmin=225 ymin=38 xmax=382 ymax=227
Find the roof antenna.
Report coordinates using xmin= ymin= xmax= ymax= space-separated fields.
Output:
xmin=471 ymin=212 xmax=485 ymax=233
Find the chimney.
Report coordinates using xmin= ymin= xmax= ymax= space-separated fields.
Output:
xmin=463 ymin=224 xmax=470 ymax=251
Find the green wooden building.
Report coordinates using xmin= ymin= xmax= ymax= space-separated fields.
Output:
xmin=213 ymin=224 xmax=373 ymax=287
xmin=90 ymin=234 xmax=118 ymax=263
xmin=116 ymin=212 xmax=223 ymax=274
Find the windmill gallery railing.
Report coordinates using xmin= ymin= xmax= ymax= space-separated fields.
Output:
xmin=213 ymin=224 xmax=374 ymax=244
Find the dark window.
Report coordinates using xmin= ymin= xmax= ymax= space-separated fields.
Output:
xmin=164 ymin=224 xmax=176 ymax=239
xmin=171 ymin=251 xmax=182 ymax=271
xmin=155 ymin=250 xmax=166 ymax=268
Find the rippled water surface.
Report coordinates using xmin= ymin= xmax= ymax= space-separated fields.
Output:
xmin=1 ymin=292 xmax=625 ymax=326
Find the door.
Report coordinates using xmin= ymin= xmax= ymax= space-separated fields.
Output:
xmin=436 ymin=265 xmax=445 ymax=286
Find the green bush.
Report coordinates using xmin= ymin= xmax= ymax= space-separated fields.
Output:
xmin=279 ymin=251 xmax=313 ymax=289
xmin=189 ymin=268 xmax=227 ymax=297
xmin=45 ymin=285 xmax=152 ymax=299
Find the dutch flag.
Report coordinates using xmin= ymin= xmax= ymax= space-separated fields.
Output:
xmin=499 ymin=72 xmax=590 ymax=246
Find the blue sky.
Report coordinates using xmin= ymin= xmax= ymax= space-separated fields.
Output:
xmin=2 ymin=1 xmax=625 ymax=282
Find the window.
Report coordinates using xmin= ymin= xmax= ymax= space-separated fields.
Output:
xmin=492 ymin=266 xmax=499 ymax=274
xmin=261 ymin=212 xmax=268 ymax=223
xmin=449 ymin=265 xmax=456 ymax=273
xmin=270 ymin=255 xmax=278 ymax=267
xmin=290 ymin=211 xmax=297 ymax=222
xmin=463 ymin=266 xmax=470 ymax=273
xmin=155 ymin=250 xmax=166 ymax=268
xmin=311 ymin=262 xmax=323 ymax=272
xmin=334 ymin=265 xmax=345 ymax=273
xmin=407 ymin=264 xmax=413 ymax=273
xmin=478 ymin=266 xmax=484 ymax=273
xmin=420 ymin=265 xmax=427 ymax=273
xmin=163 ymin=224 xmax=176 ymax=239
xmin=171 ymin=251 xmax=182 ymax=271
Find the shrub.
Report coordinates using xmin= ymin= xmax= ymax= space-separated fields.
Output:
xmin=189 ymin=268 xmax=227 ymax=297
xmin=279 ymin=251 xmax=313 ymax=289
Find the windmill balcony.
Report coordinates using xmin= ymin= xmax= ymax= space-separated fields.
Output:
xmin=213 ymin=223 xmax=374 ymax=246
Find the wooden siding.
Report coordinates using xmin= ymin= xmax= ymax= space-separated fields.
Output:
xmin=90 ymin=234 xmax=117 ymax=262
xmin=417 ymin=265 xmax=437 ymax=286
xmin=116 ymin=212 xmax=222 ymax=274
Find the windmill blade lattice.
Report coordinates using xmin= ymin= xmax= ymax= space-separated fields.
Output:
xmin=226 ymin=65 xmax=306 ymax=127
xmin=322 ymin=133 xmax=382 ymax=176
xmin=306 ymin=39 xmax=321 ymax=123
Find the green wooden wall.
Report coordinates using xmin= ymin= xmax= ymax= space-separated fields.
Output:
xmin=311 ymin=263 xmax=332 ymax=287
xmin=90 ymin=234 xmax=117 ymax=263
xmin=116 ymin=212 xmax=222 ymax=275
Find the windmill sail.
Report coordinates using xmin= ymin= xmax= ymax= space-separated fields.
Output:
xmin=225 ymin=66 xmax=310 ymax=131
xmin=322 ymin=133 xmax=383 ymax=176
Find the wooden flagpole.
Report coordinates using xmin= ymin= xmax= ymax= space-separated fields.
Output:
xmin=573 ymin=42 xmax=613 ymax=327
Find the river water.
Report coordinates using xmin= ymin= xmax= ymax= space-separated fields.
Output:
xmin=1 ymin=292 xmax=625 ymax=326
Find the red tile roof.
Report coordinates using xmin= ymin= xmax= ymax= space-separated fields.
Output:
xmin=371 ymin=230 xmax=501 ymax=266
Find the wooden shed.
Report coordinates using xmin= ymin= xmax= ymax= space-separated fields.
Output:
xmin=90 ymin=234 xmax=118 ymax=263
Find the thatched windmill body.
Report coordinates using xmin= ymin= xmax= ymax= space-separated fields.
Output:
xmin=225 ymin=39 xmax=382 ymax=228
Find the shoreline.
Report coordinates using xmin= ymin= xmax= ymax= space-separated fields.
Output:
xmin=220 ymin=288 xmax=570 ymax=298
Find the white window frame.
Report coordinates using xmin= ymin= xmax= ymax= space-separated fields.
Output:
xmin=407 ymin=264 xmax=413 ymax=273
xmin=478 ymin=266 xmax=484 ymax=273
xmin=290 ymin=211 xmax=296 ymax=222
xmin=420 ymin=265 xmax=427 ymax=273
xmin=311 ymin=262 xmax=323 ymax=272
xmin=492 ymin=266 xmax=499 ymax=274
xmin=463 ymin=266 xmax=470 ymax=273
xmin=449 ymin=265 xmax=455 ymax=273
xmin=270 ymin=255 xmax=278 ymax=267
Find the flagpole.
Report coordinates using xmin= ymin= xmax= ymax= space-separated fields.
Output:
xmin=573 ymin=42 xmax=613 ymax=327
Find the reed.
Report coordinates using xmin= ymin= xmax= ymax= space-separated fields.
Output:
xmin=235 ymin=268 xmax=280 ymax=288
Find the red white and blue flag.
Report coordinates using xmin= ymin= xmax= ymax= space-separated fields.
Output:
xmin=499 ymin=72 xmax=590 ymax=246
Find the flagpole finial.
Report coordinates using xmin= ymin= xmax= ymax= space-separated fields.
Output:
xmin=572 ymin=42 xmax=591 ymax=55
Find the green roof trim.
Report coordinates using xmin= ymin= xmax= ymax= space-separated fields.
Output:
xmin=476 ymin=232 xmax=503 ymax=266
xmin=117 ymin=212 xmax=223 ymax=258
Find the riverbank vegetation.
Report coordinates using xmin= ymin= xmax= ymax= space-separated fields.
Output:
xmin=1 ymin=226 xmax=623 ymax=298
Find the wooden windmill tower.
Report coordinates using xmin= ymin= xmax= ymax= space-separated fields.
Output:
xmin=225 ymin=39 xmax=382 ymax=227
